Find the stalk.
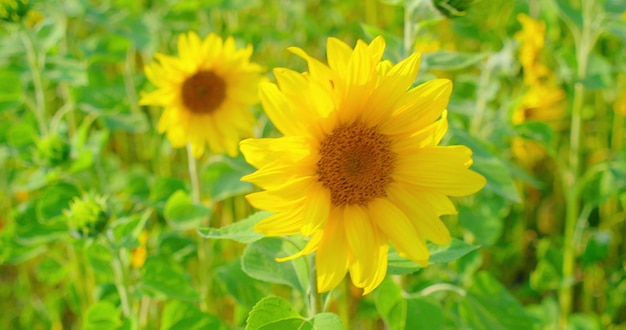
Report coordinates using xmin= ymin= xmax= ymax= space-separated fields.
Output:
xmin=20 ymin=25 xmax=48 ymax=137
xmin=559 ymin=0 xmax=598 ymax=327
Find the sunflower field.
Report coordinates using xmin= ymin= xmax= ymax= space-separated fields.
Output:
xmin=1 ymin=0 xmax=625 ymax=329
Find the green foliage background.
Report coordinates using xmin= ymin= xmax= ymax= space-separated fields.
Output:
xmin=1 ymin=0 xmax=625 ymax=329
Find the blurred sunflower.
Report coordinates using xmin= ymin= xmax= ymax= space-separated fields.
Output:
xmin=140 ymin=32 xmax=263 ymax=157
xmin=241 ymin=37 xmax=486 ymax=294
xmin=513 ymin=14 xmax=565 ymax=165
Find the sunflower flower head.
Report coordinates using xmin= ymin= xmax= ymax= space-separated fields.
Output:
xmin=240 ymin=36 xmax=486 ymax=294
xmin=140 ymin=32 xmax=264 ymax=158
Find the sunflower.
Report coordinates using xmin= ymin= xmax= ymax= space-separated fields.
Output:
xmin=140 ymin=32 xmax=263 ymax=157
xmin=240 ymin=36 xmax=486 ymax=294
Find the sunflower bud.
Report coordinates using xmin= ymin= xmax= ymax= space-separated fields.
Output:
xmin=432 ymin=0 xmax=473 ymax=18
xmin=36 ymin=135 xmax=71 ymax=167
xmin=65 ymin=194 xmax=109 ymax=239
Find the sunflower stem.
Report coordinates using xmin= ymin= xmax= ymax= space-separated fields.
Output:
xmin=308 ymin=257 xmax=323 ymax=317
xmin=20 ymin=24 xmax=48 ymax=137
xmin=559 ymin=0 xmax=598 ymax=327
xmin=187 ymin=144 xmax=212 ymax=312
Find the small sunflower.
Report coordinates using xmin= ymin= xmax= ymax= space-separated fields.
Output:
xmin=140 ymin=32 xmax=263 ymax=157
xmin=240 ymin=37 xmax=486 ymax=294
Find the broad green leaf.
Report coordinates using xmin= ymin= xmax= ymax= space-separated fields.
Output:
xmin=149 ymin=177 xmax=186 ymax=210
xmin=140 ymin=255 xmax=199 ymax=301
xmin=530 ymin=239 xmax=563 ymax=291
xmin=202 ymin=155 xmax=255 ymax=203
xmin=405 ymin=296 xmax=444 ymax=330
xmin=472 ymin=155 xmax=521 ymax=203
xmin=242 ymin=237 xmax=309 ymax=293
xmin=85 ymin=241 xmax=114 ymax=280
xmin=422 ymin=51 xmax=486 ymax=71
xmin=581 ymin=231 xmax=611 ymax=266
xmin=245 ymin=296 xmax=304 ymax=330
xmin=161 ymin=300 xmax=228 ymax=330
xmin=216 ymin=259 xmax=269 ymax=307
xmin=36 ymin=257 xmax=68 ymax=285
xmin=0 ymin=69 xmax=22 ymax=109
xmin=515 ymin=121 xmax=555 ymax=156
xmin=36 ymin=182 xmax=81 ymax=222
xmin=7 ymin=122 xmax=37 ymax=149
xmin=375 ymin=277 xmax=406 ymax=330
xmin=459 ymin=272 xmax=538 ymax=330
xmin=309 ymin=313 xmax=344 ymax=330
xmin=603 ymin=19 xmax=626 ymax=41
xmin=158 ymin=233 xmax=197 ymax=263
xmin=101 ymin=112 xmax=149 ymax=133
xmin=45 ymin=55 xmax=88 ymax=85
xmin=15 ymin=202 xmax=68 ymax=245
xmin=387 ymin=238 xmax=480 ymax=275
xmin=164 ymin=190 xmax=211 ymax=231
xmin=83 ymin=301 xmax=121 ymax=330
xmin=458 ymin=194 xmax=506 ymax=246
xmin=197 ymin=211 xmax=269 ymax=243
xmin=111 ymin=210 xmax=151 ymax=248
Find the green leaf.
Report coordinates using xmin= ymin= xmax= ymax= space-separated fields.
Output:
xmin=0 ymin=69 xmax=22 ymax=109
xmin=111 ymin=210 xmax=151 ymax=248
xmin=216 ymin=259 xmax=269 ymax=307
xmin=36 ymin=257 xmax=68 ymax=285
xmin=422 ymin=51 xmax=486 ymax=71
xmin=459 ymin=272 xmax=538 ymax=330
xmin=101 ymin=112 xmax=149 ymax=133
xmin=202 ymin=155 xmax=255 ymax=203
xmin=309 ymin=313 xmax=344 ymax=330
xmin=375 ymin=277 xmax=406 ymax=330
xmin=36 ymin=182 xmax=81 ymax=223
xmin=604 ymin=18 xmax=626 ymax=41
xmin=16 ymin=201 xmax=68 ymax=245
xmin=197 ymin=211 xmax=269 ymax=243
xmin=140 ymin=255 xmax=200 ymax=301
xmin=458 ymin=194 xmax=506 ymax=246
xmin=405 ymin=296 xmax=444 ymax=330
xmin=161 ymin=300 xmax=228 ymax=330
xmin=45 ymin=55 xmax=88 ymax=85
xmin=241 ymin=237 xmax=309 ymax=293
xmin=150 ymin=177 xmax=186 ymax=205
xmin=83 ymin=301 xmax=121 ymax=330
xmin=387 ymin=238 xmax=480 ymax=275
xmin=85 ymin=241 xmax=114 ymax=280
xmin=471 ymin=155 xmax=521 ymax=203
xmin=164 ymin=190 xmax=211 ymax=230
xmin=515 ymin=121 xmax=555 ymax=155
xmin=245 ymin=296 xmax=304 ymax=330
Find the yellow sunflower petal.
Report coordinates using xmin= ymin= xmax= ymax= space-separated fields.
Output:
xmin=393 ymin=146 xmax=487 ymax=196
xmin=240 ymin=137 xmax=312 ymax=169
xmin=327 ymin=37 xmax=353 ymax=72
xmin=316 ymin=210 xmax=349 ymax=292
xmin=343 ymin=205 xmax=378 ymax=288
xmin=380 ymin=79 xmax=452 ymax=136
xmin=275 ymin=230 xmax=323 ymax=262
xmin=254 ymin=211 xmax=304 ymax=236
xmin=362 ymin=233 xmax=389 ymax=295
xmin=300 ymin=183 xmax=332 ymax=236
xmin=368 ymin=198 xmax=430 ymax=266
xmin=387 ymin=183 xmax=451 ymax=245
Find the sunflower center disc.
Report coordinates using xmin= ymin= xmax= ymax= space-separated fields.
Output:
xmin=317 ymin=122 xmax=395 ymax=207
xmin=181 ymin=70 xmax=226 ymax=114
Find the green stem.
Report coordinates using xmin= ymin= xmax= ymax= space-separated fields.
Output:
xmin=20 ymin=26 xmax=48 ymax=137
xmin=107 ymin=236 xmax=133 ymax=318
xmin=308 ymin=258 xmax=323 ymax=317
xmin=560 ymin=0 xmax=597 ymax=327
xmin=187 ymin=144 xmax=211 ymax=312
xmin=470 ymin=62 xmax=492 ymax=136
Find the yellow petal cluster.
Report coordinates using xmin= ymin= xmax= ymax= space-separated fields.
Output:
xmin=241 ymin=36 xmax=486 ymax=294
xmin=140 ymin=32 xmax=263 ymax=157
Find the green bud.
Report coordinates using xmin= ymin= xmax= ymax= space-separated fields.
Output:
xmin=36 ymin=135 xmax=71 ymax=167
xmin=65 ymin=194 xmax=109 ymax=239
xmin=432 ymin=0 xmax=473 ymax=18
